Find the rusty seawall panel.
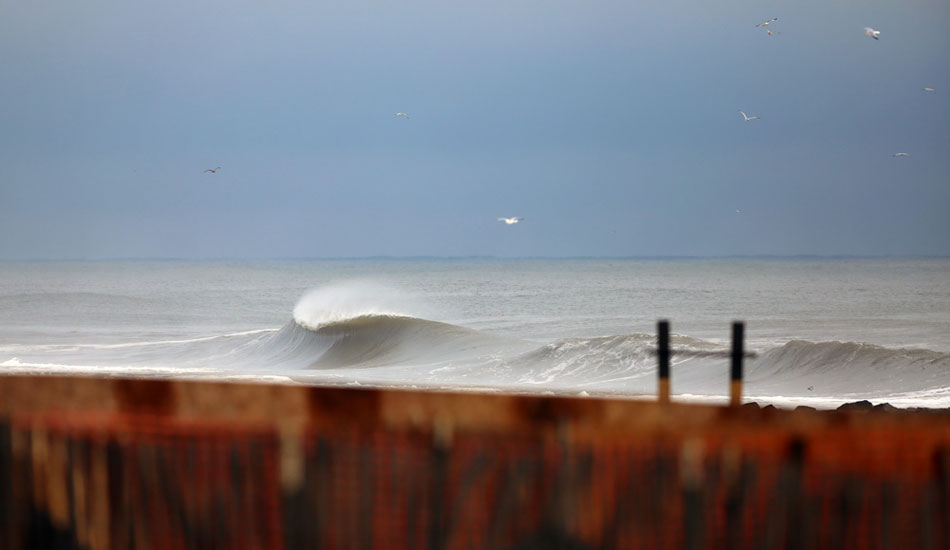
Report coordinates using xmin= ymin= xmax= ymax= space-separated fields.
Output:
xmin=1 ymin=374 xmax=948 ymax=549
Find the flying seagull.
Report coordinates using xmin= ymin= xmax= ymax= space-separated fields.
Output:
xmin=864 ymin=27 xmax=881 ymax=40
xmin=738 ymin=110 xmax=760 ymax=121
xmin=893 ymin=152 xmax=909 ymax=157
xmin=204 ymin=166 xmax=222 ymax=173
xmin=395 ymin=112 xmax=410 ymax=119
xmin=755 ymin=18 xmax=779 ymax=35
xmin=497 ymin=217 xmax=524 ymax=225
xmin=923 ymin=88 xmax=936 ymax=93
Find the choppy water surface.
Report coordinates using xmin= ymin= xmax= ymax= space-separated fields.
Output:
xmin=1 ymin=259 xmax=948 ymax=408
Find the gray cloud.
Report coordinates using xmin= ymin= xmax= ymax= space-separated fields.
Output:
xmin=1 ymin=0 xmax=948 ymax=258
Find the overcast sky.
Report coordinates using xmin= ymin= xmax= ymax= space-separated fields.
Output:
xmin=1 ymin=0 xmax=948 ymax=259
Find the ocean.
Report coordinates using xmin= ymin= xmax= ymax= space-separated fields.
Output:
xmin=1 ymin=258 xmax=948 ymax=408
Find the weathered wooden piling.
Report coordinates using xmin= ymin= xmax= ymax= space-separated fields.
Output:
xmin=731 ymin=321 xmax=744 ymax=407
xmin=657 ymin=320 xmax=671 ymax=405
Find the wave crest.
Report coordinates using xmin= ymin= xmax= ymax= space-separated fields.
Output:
xmin=292 ymin=282 xmax=417 ymax=330
xmin=748 ymin=340 xmax=950 ymax=394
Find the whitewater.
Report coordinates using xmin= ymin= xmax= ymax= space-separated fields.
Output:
xmin=1 ymin=258 xmax=949 ymax=408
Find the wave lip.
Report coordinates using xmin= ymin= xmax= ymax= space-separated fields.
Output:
xmin=292 ymin=282 xmax=419 ymax=330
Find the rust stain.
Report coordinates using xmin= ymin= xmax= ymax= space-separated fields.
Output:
xmin=514 ymin=395 xmax=595 ymax=426
xmin=307 ymin=386 xmax=381 ymax=427
xmin=113 ymin=379 xmax=176 ymax=415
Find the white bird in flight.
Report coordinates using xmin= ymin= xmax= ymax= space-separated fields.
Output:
xmin=738 ymin=110 xmax=760 ymax=121
xmin=497 ymin=217 xmax=524 ymax=225
xmin=864 ymin=27 xmax=881 ymax=40
xmin=923 ymin=88 xmax=936 ymax=93
xmin=893 ymin=152 xmax=909 ymax=157
xmin=395 ymin=112 xmax=410 ymax=119
xmin=755 ymin=18 xmax=779 ymax=35
xmin=204 ymin=166 xmax=222 ymax=173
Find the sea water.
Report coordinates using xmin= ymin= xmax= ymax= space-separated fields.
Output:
xmin=1 ymin=258 xmax=948 ymax=408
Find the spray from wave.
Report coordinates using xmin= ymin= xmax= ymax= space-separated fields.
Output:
xmin=230 ymin=281 xmax=514 ymax=370
xmin=292 ymin=281 xmax=420 ymax=329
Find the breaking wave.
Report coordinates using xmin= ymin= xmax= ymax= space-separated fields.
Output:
xmin=508 ymin=333 xmax=724 ymax=386
xmin=250 ymin=314 xmax=507 ymax=369
xmin=747 ymin=340 xmax=950 ymax=395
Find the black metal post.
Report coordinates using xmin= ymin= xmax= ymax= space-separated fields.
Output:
xmin=730 ymin=322 xmax=744 ymax=407
xmin=658 ymin=320 xmax=671 ymax=404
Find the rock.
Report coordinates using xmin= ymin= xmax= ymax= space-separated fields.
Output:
xmin=837 ymin=400 xmax=874 ymax=411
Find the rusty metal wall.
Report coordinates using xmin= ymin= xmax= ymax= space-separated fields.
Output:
xmin=1 ymin=375 xmax=949 ymax=549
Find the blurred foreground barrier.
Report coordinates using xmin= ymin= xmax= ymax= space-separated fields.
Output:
xmin=1 ymin=375 xmax=949 ymax=549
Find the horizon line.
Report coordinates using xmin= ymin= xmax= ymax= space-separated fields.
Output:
xmin=2 ymin=254 xmax=949 ymax=263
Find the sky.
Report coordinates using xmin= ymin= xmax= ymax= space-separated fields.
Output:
xmin=1 ymin=0 xmax=948 ymax=259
